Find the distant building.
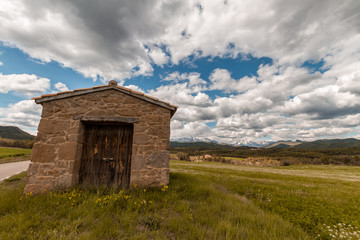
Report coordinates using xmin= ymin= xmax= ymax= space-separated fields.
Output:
xmin=24 ymin=80 xmax=177 ymax=194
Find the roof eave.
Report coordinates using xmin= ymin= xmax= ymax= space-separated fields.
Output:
xmin=34 ymin=85 xmax=177 ymax=116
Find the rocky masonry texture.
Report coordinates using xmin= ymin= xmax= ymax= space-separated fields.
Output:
xmin=24 ymin=82 xmax=177 ymax=194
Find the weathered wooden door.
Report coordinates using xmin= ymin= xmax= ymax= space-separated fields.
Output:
xmin=79 ymin=123 xmax=133 ymax=187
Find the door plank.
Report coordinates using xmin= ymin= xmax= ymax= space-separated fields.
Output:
xmin=79 ymin=123 xmax=133 ymax=187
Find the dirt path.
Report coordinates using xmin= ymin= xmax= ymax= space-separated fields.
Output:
xmin=0 ymin=160 xmax=30 ymax=182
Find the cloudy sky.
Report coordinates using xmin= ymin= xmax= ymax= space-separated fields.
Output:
xmin=1 ymin=0 xmax=360 ymax=144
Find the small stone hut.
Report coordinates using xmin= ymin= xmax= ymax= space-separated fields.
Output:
xmin=24 ymin=80 xmax=177 ymax=194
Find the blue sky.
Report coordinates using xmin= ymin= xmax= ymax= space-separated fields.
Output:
xmin=1 ymin=0 xmax=360 ymax=145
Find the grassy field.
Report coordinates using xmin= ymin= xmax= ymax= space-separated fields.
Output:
xmin=0 ymin=147 xmax=31 ymax=164
xmin=1 ymin=161 xmax=360 ymax=239
xmin=172 ymin=161 xmax=360 ymax=239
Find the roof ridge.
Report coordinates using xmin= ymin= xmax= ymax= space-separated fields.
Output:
xmin=31 ymin=81 xmax=178 ymax=116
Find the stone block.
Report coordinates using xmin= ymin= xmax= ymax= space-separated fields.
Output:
xmin=69 ymin=107 xmax=87 ymax=115
xmin=133 ymin=134 xmax=149 ymax=145
xmin=131 ymin=155 xmax=145 ymax=170
xmin=133 ymin=125 xmax=147 ymax=133
xmin=55 ymin=112 xmax=73 ymax=119
xmin=41 ymin=104 xmax=54 ymax=118
xmin=58 ymin=142 xmax=78 ymax=160
xmin=147 ymin=116 xmax=164 ymax=125
xmin=115 ymin=109 xmax=133 ymax=116
xmin=31 ymin=143 xmax=56 ymax=163
xmin=56 ymin=174 xmax=73 ymax=187
xmin=158 ymin=126 xmax=170 ymax=138
xmin=37 ymin=163 xmax=55 ymax=175
xmin=160 ymin=168 xmax=170 ymax=185
xmin=103 ymin=96 xmax=121 ymax=103
xmin=72 ymin=159 xmax=81 ymax=174
xmin=130 ymin=170 xmax=141 ymax=181
xmin=38 ymin=119 xmax=70 ymax=134
xmin=123 ymin=97 xmax=139 ymax=104
xmin=37 ymin=176 xmax=56 ymax=184
xmin=47 ymin=136 xmax=66 ymax=144
xmin=24 ymin=183 xmax=54 ymax=194
xmin=66 ymin=126 xmax=81 ymax=135
xmin=86 ymin=109 xmax=107 ymax=116
xmin=27 ymin=163 xmax=39 ymax=177
xmin=55 ymin=160 xmax=70 ymax=169
xmin=145 ymin=150 xmax=169 ymax=168
xmin=67 ymin=134 xmax=80 ymax=143
xmin=85 ymin=95 xmax=99 ymax=101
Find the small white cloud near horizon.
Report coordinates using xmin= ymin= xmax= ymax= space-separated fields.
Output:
xmin=0 ymin=73 xmax=50 ymax=96
xmin=0 ymin=100 xmax=42 ymax=134
xmin=124 ymin=84 xmax=144 ymax=93
xmin=54 ymin=82 xmax=69 ymax=92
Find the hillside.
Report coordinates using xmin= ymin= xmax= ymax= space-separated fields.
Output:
xmin=265 ymin=140 xmax=302 ymax=148
xmin=172 ymin=138 xmax=360 ymax=150
xmin=0 ymin=126 xmax=35 ymax=141
xmin=292 ymin=138 xmax=360 ymax=149
xmin=271 ymin=143 xmax=292 ymax=149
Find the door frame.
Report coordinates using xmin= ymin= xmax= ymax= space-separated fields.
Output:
xmin=78 ymin=116 xmax=138 ymax=188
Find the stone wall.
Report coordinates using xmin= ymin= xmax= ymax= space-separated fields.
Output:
xmin=24 ymin=89 xmax=171 ymax=194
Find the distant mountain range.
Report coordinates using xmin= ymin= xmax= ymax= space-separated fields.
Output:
xmin=291 ymin=138 xmax=360 ymax=149
xmin=171 ymin=138 xmax=360 ymax=149
xmin=2 ymin=125 xmax=360 ymax=149
xmin=171 ymin=137 xmax=272 ymax=147
xmin=170 ymin=137 xmax=219 ymax=144
xmin=234 ymin=139 xmax=274 ymax=148
xmin=0 ymin=126 xmax=35 ymax=140
xmin=264 ymin=140 xmax=303 ymax=148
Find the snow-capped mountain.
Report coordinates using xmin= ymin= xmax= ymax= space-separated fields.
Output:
xmin=233 ymin=139 xmax=274 ymax=148
xmin=171 ymin=137 xmax=273 ymax=147
xmin=171 ymin=137 xmax=219 ymax=144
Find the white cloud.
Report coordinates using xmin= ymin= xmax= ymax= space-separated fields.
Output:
xmin=209 ymin=68 xmax=258 ymax=93
xmin=0 ymin=61 xmax=3 ymax=66
xmin=171 ymin=121 xmax=210 ymax=139
xmin=0 ymin=73 xmax=50 ymax=96
xmin=0 ymin=0 xmax=194 ymax=82
xmin=0 ymin=100 xmax=42 ymax=134
xmin=54 ymin=82 xmax=69 ymax=92
xmin=279 ymin=86 xmax=360 ymax=119
xmin=1 ymin=0 xmax=360 ymax=143
xmin=162 ymin=71 xmax=207 ymax=87
xmin=148 ymin=46 xmax=169 ymax=66
xmin=338 ymin=72 xmax=360 ymax=95
xmin=124 ymin=84 xmax=144 ymax=93
xmin=165 ymin=61 xmax=360 ymax=143
xmin=0 ymin=0 xmax=359 ymax=84
xmin=148 ymin=79 xmax=210 ymax=107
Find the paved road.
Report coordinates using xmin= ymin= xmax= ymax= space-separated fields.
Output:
xmin=0 ymin=161 xmax=30 ymax=182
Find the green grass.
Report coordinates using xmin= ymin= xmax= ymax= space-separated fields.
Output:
xmin=172 ymin=161 xmax=360 ymax=239
xmin=224 ymin=156 xmax=244 ymax=160
xmin=2 ymin=162 xmax=359 ymax=239
xmin=0 ymin=147 xmax=31 ymax=164
xmin=0 ymin=171 xmax=309 ymax=239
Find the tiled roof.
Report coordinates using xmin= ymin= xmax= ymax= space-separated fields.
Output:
xmin=32 ymin=81 xmax=177 ymax=116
